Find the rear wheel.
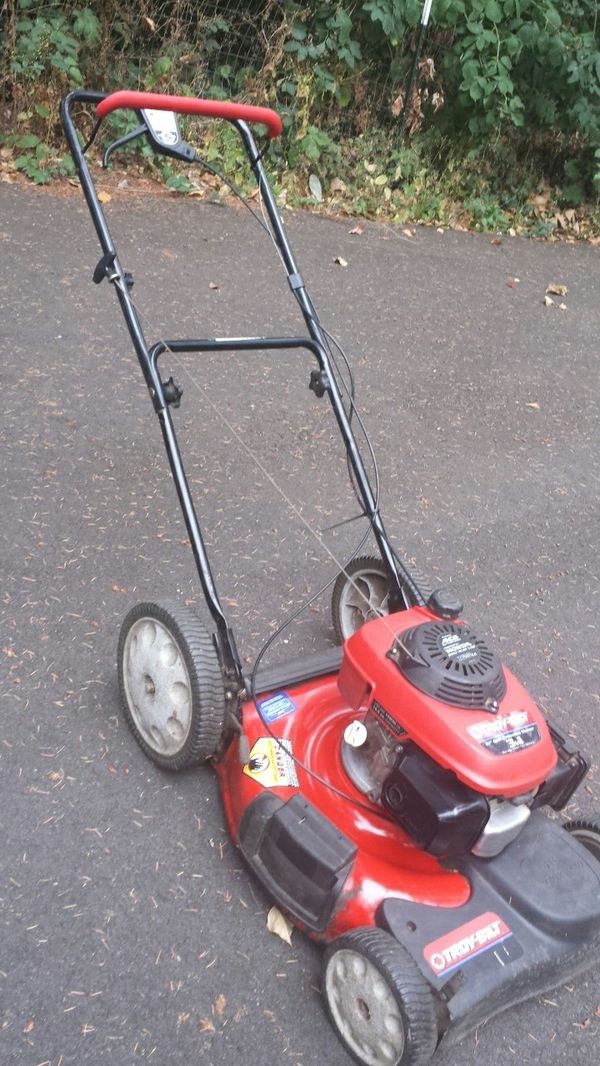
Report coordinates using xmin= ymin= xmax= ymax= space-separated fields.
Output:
xmin=564 ymin=815 xmax=600 ymax=861
xmin=332 ymin=556 xmax=392 ymax=643
xmin=322 ymin=927 xmax=438 ymax=1066
xmin=117 ymin=600 xmax=225 ymax=770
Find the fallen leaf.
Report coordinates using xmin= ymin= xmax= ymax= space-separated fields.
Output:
xmin=490 ymin=236 xmax=502 ymax=246
xmin=267 ymin=905 xmax=293 ymax=945
xmin=142 ymin=15 xmax=156 ymax=31
xmin=544 ymin=295 xmax=554 ymax=307
xmin=525 ymin=402 xmax=540 ymax=410
xmin=98 ymin=191 xmax=111 ymax=205
xmin=334 ymin=256 xmax=348 ymax=267
xmin=436 ymin=227 xmax=444 ymax=234
xmin=197 ymin=1018 xmax=215 ymax=1033
xmin=308 ymin=173 xmax=322 ymax=202
xmin=330 ymin=178 xmax=347 ymax=194
xmin=507 ymin=277 xmax=516 ymax=288
xmin=212 ymin=994 xmax=226 ymax=1016
xmin=23 ymin=1019 xmax=34 ymax=1034
xmin=546 ymin=283 xmax=567 ymax=296
xmin=508 ymin=227 xmax=516 ymax=237
xmin=349 ymin=225 xmax=364 ymax=236
xmin=208 ymin=281 xmax=219 ymax=290
xmin=402 ymin=228 xmax=413 ymax=238
xmin=111 ymin=584 xmax=126 ymax=592
xmin=559 ymin=302 xmax=567 ymax=311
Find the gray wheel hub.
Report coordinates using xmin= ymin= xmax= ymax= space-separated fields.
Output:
xmin=122 ymin=617 xmax=192 ymax=756
xmin=325 ymin=948 xmax=405 ymax=1065
xmin=339 ymin=569 xmax=390 ymax=638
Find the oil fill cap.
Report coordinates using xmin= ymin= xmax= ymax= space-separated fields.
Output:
xmin=344 ymin=720 xmax=368 ymax=748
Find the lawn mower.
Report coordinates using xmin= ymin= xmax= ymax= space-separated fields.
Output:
xmin=61 ymin=90 xmax=600 ymax=1066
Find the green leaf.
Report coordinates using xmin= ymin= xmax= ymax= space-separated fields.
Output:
xmin=15 ymin=133 xmax=39 ymax=148
xmin=335 ymin=82 xmax=353 ymax=108
xmin=485 ymin=1 xmax=502 ymax=23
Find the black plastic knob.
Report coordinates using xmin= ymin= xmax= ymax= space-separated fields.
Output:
xmin=427 ymin=588 xmax=463 ymax=620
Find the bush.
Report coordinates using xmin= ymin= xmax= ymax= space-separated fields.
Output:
xmin=1 ymin=1 xmax=598 ymax=219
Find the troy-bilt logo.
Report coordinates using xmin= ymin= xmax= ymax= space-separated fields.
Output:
xmin=424 ymin=912 xmax=512 ymax=976
xmin=468 ymin=711 xmax=529 ymax=742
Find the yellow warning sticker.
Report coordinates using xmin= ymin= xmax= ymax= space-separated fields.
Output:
xmin=243 ymin=737 xmax=299 ymax=789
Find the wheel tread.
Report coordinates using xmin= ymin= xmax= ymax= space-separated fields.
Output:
xmin=323 ymin=926 xmax=438 ymax=1066
xmin=117 ymin=600 xmax=226 ymax=770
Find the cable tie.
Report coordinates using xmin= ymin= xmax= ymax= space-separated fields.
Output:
xmin=288 ymin=272 xmax=304 ymax=291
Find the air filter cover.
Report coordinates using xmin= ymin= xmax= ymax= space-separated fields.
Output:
xmin=393 ymin=621 xmax=506 ymax=710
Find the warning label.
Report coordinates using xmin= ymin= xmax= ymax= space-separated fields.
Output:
xmin=243 ymin=737 xmax=299 ymax=789
xmin=424 ymin=912 xmax=512 ymax=977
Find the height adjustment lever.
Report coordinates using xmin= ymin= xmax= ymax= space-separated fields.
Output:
xmin=309 ymin=369 xmax=329 ymax=398
xmin=162 ymin=376 xmax=183 ymax=408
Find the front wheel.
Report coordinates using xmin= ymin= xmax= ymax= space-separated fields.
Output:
xmin=117 ymin=600 xmax=226 ymax=770
xmin=564 ymin=815 xmax=600 ymax=861
xmin=322 ymin=927 xmax=438 ymax=1066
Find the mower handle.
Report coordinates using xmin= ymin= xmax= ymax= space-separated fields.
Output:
xmin=95 ymin=90 xmax=282 ymax=139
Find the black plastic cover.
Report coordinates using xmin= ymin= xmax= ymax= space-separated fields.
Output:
xmin=532 ymin=717 xmax=589 ymax=810
xmin=377 ymin=811 xmax=600 ymax=1047
xmin=238 ymin=792 xmax=356 ymax=932
xmin=382 ymin=745 xmax=490 ymax=857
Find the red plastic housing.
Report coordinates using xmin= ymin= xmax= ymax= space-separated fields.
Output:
xmin=338 ymin=608 xmax=557 ymax=798
xmin=216 ymin=673 xmax=471 ymax=940
xmin=95 ymin=90 xmax=282 ymax=138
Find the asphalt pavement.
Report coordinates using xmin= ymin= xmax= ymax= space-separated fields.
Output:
xmin=1 ymin=179 xmax=599 ymax=1066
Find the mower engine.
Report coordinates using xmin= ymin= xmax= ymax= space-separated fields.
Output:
xmin=338 ymin=607 xmax=588 ymax=858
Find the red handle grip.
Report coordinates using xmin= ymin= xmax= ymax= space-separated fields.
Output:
xmin=95 ymin=90 xmax=282 ymax=139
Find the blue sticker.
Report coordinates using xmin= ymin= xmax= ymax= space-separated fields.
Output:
xmin=257 ymin=691 xmax=297 ymax=723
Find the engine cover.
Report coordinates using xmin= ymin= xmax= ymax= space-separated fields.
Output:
xmin=337 ymin=607 xmax=557 ymax=798
xmin=395 ymin=620 xmax=506 ymax=709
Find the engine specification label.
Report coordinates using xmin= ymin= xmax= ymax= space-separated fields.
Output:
xmin=441 ymin=631 xmax=478 ymax=663
xmin=371 ymin=699 xmax=406 ymax=738
xmin=424 ymin=912 xmax=514 ymax=977
xmin=467 ymin=711 xmax=540 ymax=755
